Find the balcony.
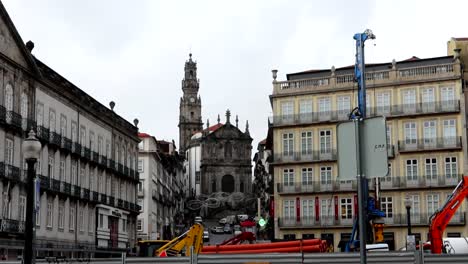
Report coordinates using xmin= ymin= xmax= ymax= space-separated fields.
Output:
xmin=398 ymin=137 xmax=461 ymax=152
xmin=387 ymin=145 xmax=395 ymax=158
xmin=118 ymin=164 xmax=123 ymax=174
xmin=92 ymin=191 xmax=99 ymax=202
xmin=277 ymin=180 xmax=357 ymax=194
xmin=82 ymin=188 xmax=90 ymax=200
xmin=61 ymin=137 xmax=72 ymax=152
xmin=49 ymin=131 xmax=62 ymax=148
xmin=278 ymin=216 xmax=353 ymax=228
xmin=0 ymin=105 xmax=5 ymax=124
xmin=36 ymin=126 xmax=50 ymax=143
xmin=51 ymin=179 xmax=60 ymax=192
xmin=118 ymin=198 xmax=123 ymax=208
xmin=91 ymin=151 xmax=99 ymax=164
xmin=6 ymin=111 xmax=22 ymax=132
xmin=108 ymin=196 xmax=115 ymax=206
xmin=379 ymin=174 xmax=462 ymax=190
xmin=22 ymin=118 xmax=36 ymax=133
xmin=39 ymin=175 xmax=50 ymax=190
xmin=72 ymin=142 xmax=82 ymax=156
xmin=73 ymin=185 xmax=81 ymax=198
xmin=0 ymin=162 xmax=21 ymax=182
xmin=62 ymin=182 xmax=71 ymax=195
xmin=129 ymin=169 xmax=135 ymax=179
xmin=109 ymin=160 xmax=115 ymax=170
xmin=100 ymin=194 xmax=107 ymax=204
xmin=0 ymin=219 xmax=24 ymax=233
xmin=99 ymin=155 xmax=108 ymax=167
xmin=124 ymin=166 xmax=129 ymax=177
xmin=83 ymin=147 xmax=91 ymax=160
xmin=124 ymin=201 xmax=129 ymax=209
xmin=129 ymin=203 xmax=135 ymax=211
xmin=269 ymin=100 xmax=460 ymax=127
xmin=383 ymin=212 xmax=465 ymax=226
xmin=274 ymin=150 xmax=337 ymax=164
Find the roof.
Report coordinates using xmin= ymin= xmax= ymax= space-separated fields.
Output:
xmin=207 ymin=123 xmax=223 ymax=132
xmin=138 ymin=132 xmax=152 ymax=138
xmin=453 ymin=37 xmax=468 ymax=41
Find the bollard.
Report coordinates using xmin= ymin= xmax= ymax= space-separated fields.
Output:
xmin=121 ymin=252 xmax=126 ymax=264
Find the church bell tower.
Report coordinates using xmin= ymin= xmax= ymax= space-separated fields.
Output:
xmin=179 ymin=53 xmax=203 ymax=154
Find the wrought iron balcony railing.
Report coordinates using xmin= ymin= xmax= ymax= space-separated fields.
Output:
xmin=0 ymin=162 xmax=21 ymax=182
xmin=49 ymin=131 xmax=62 ymax=147
xmin=83 ymin=147 xmax=91 ymax=160
xmin=39 ymin=175 xmax=50 ymax=190
xmin=379 ymin=174 xmax=462 ymax=189
xmin=61 ymin=137 xmax=72 ymax=152
xmin=62 ymin=182 xmax=72 ymax=195
xmin=72 ymin=142 xmax=81 ymax=155
xmin=274 ymin=150 xmax=337 ymax=163
xmin=73 ymin=185 xmax=81 ymax=197
xmin=92 ymin=191 xmax=99 ymax=202
xmin=22 ymin=118 xmax=36 ymax=133
xmin=82 ymin=188 xmax=90 ymax=200
xmin=36 ymin=126 xmax=50 ymax=143
xmin=108 ymin=196 xmax=115 ymax=206
xmin=91 ymin=151 xmax=99 ymax=164
xmin=6 ymin=111 xmax=22 ymax=131
xmin=124 ymin=166 xmax=129 ymax=177
xmin=398 ymin=137 xmax=462 ymax=152
xmin=99 ymin=155 xmax=108 ymax=167
xmin=51 ymin=179 xmax=60 ymax=192
xmin=100 ymin=194 xmax=107 ymax=204
xmin=118 ymin=198 xmax=123 ymax=208
xmin=0 ymin=218 xmax=24 ymax=233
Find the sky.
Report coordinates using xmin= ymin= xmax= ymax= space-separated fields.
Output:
xmin=3 ymin=0 xmax=468 ymax=154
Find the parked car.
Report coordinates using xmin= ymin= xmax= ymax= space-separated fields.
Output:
xmin=224 ymin=224 xmax=232 ymax=234
xmin=195 ymin=216 xmax=203 ymax=223
xmin=233 ymin=225 xmax=242 ymax=236
xmin=211 ymin=226 xmax=224 ymax=234
xmin=203 ymin=231 xmax=210 ymax=242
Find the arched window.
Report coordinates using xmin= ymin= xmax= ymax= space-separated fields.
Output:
xmin=115 ymin=144 xmax=120 ymax=166
xmin=121 ymin=145 xmax=126 ymax=166
xmin=127 ymin=150 xmax=131 ymax=169
xmin=20 ymin=92 xmax=28 ymax=129
xmin=5 ymin=83 xmax=13 ymax=111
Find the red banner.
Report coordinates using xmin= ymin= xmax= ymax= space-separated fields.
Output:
xmin=296 ymin=197 xmax=301 ymax=222
xmin=354 ymin=195 xmax=358 ymax=217
xmin=315 ymin=197 xmax=319 ymax=221
xmin=270 ymin=198 xmax=275 ymax=218
xmin=334 ymin=196 xmax=338 ymax=221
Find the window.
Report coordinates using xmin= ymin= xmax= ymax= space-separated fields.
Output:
xmin=138 ymin=141 xmax=143 ymax=150
xmin=19 ymin=196 xmax=26 ymax=221
xmin=406 ymin=159 xmax=418 ymax=181
xmin=409 ymin=194 xmax=420 ymax=221
xmin=80 ymin=167 xmax=85 ymax=187
xmin=99 ymin=173 xmax=105 ymax=193
xmin=106 ymin=140 xmax=111 ymax=158
xmin=299 ymin=100 xmax=312 ymax=114
xmin=441 ymin=87 xmax=454 ymax=102
xmin=71 ymin=122 xmax=77 ymax=142
xmin=320 ymin=166 xmax=332 ymax=185
xmin=281 ymin=101 xmax=294 ymax=116
xmin=36 ymin=103 xmax=44 ymax=126
xmin=380 ymin=196 xmax=393 ymax=218
xmin=36 ymin=203 xmax=40 ymax=226
xmin=90 ymin=169 xmax=94 ymax=191
xmin=301 ymin=131 xmax=312 ymax=155
xmin=49 ymin=110 xmax=56 ymax=132
xmin=340 ymin=198 xmax=353 ymax=220
xmin=69 ymin=207 xmax=75 ymax=231
xmin=122 ymin=218 xmax=126 ymax=232
xmin=337 ymin=95 xmax=350 ymax=113
xmin=138 ymin=181 xmax=143 ymax=192
xmin=425 ymin=158 xmax=437 ymax=181
xmin=46 ymin=202 xmax=53 ymax=228
xmin=98 ymin=136 xmax=103 ymax=155
xmin=79 ymin=208 xmax=84 ymax=232
xmin=403 ymin=89 xmax=416 ymax=111
xmin=60 ymin=115 xmax=67 ymax=136
xmin=283 ymin=169 xmax=294 ymax=186
xmin=282 ymin=133 xmax=294 ymax=156
xmin=4 ymin=83 xmax=13 ymax=112
xmin=445 ymin=157 xmax=458 ymax=179
xmin=427 ymin=194 xmax=439 ymax=216
xmin=137 ymin=219 xmax=143 ymax=231
xmin=71 ymin=161 xmax=77 ymax=185
xmin=422 ymin=88 xmax=435 ymax=104
xmin=80 ymin=127 xmax=86 ymax=146
xmin=99 ymin=214 xmax=104 ymax=228
xmin=138 ymin=159 xmax=144 ymax=172
xmin=386 ymin=124 xmax=392 ymax=145
xmin=301 ymin=168 xmax=313 ymax=185
xmin=137 ymin=198 xmax=143 ymax=209
xmin=319 ymin=130 xmax=332 ymax=154
xmin=404 ymin=122 xmax=417 ymax=145
xmin=321 ymin=198 xmax=332 ymax=219
xmin=423 ymin=120 xmax=436 ymax=144
xmin=20 ymin=92 xmax=28 ymax=128
xmin=89 ymin=131 xmax=95 ymax=151
xmin=60 ymin=158 xmax=65 ymax=181
xmin=283 ymin=200 xmax=295 ymax=219
xmin=48 ymin=154 xmax=55 ymax=179
xmin=443 ymin=119 xmax=456 ymax=144
xmin=5 ymin=138 xmax=13 ymax=165
xmin=302 ymin=199 xmax=314 ymax=221
xmin=58 ymin=202 xmax=65 ymax=230
xmin=318 ymin=97 xmax=331 ymax=113
xmin=89 ymin=209 xmax=94 ymax=233
xmin=376 ymin=92 xmax=391 ymax=114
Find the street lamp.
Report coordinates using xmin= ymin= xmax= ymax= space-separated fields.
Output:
xmin=22 ymin=130 xmax=42 ymax=264
xmin=404 ymin=196 xmax=412 ymax=236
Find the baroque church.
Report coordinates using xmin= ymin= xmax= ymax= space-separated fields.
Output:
xmin=178 ymin=54 xmax=253 ymax=196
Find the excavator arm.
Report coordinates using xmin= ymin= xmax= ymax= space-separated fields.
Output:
xmin=155 ymin=223 xmax=204 ymax=257
xmin=429 ymin=176 xmax=468 ymax=254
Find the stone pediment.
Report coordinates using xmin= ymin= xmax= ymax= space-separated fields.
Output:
xmin=0 ymin=2 xmax=40 ymax=74
xmin=205 ymin=124 xmax=250 ymax=141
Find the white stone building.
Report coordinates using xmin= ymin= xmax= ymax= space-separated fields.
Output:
xmin=0 ymin=2 xmax=140 ymax=259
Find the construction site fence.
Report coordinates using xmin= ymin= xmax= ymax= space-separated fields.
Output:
xmin=5 ymin=252 xmax=468 ymax=264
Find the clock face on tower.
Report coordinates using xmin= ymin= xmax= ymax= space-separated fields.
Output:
xmin=190 ymin=97 xmax=195 ymax=103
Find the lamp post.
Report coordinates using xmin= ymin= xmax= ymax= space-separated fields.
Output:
xmin=404 ymin=196 xmax=412 ymax=236
xmin=22 ymin=130 xmax=42 ymax=264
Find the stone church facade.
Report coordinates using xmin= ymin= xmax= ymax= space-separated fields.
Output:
xmin=179 ymin=55 xmax=252 ymax=195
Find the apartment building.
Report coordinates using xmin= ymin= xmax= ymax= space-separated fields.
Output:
xmin=137 ymin=134 xmax=185 ymax=241
xmin=0 ymin=2 xmax=140 ymax=259
xmin=270 ymin=44 xmax=467 ymax=251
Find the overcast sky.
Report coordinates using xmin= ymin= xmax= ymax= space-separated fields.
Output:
xmin=3 ymin=0 xmax=468 ymax=152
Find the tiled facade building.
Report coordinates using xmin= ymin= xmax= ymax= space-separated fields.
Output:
xmin=137 ymin=134 xmax=186 ymax=241
xmin=0 ymin=2 xmax=140 ymax=259
xmin=270 ymin=41 xmax=468 ymax=251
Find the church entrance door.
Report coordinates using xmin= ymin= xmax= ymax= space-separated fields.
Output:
xmin=222 ymin=175 xmax=235 ymax=192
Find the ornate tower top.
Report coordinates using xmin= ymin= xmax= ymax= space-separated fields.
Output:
xmin=184 ymin=53 xmax=197 ymax=81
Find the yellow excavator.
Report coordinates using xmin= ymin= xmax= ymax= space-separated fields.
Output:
xmin=154 ymin=223 xmax=204 ymax=257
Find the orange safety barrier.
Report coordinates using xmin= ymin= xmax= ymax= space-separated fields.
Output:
xmin=202 ymin=239 xmax=324 ymax=253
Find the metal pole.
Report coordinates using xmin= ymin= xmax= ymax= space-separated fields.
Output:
xmin=406 ymin=207 xmax=412 ymax=235
xmin=24 ymin=158 xmax=37 ymax=264
xmin=355 ymin=120 xmax=367 ymax=263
